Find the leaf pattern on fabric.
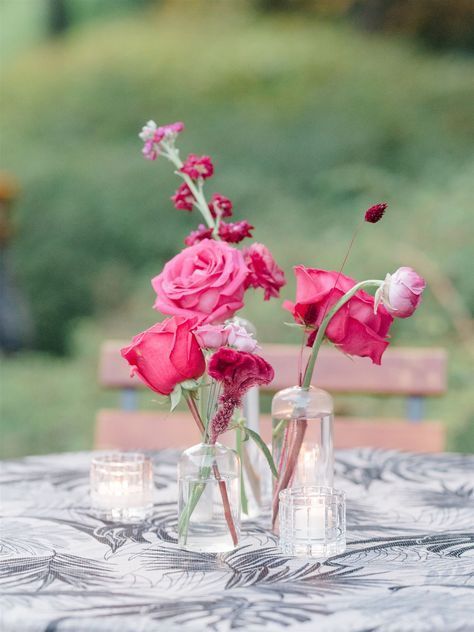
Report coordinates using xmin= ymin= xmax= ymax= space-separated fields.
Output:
xmin=1 ymin=449 xmax=473 ymax=631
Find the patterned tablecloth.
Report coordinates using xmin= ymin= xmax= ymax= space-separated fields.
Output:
xmin=0 ymin=449 xmax=473 ymax=632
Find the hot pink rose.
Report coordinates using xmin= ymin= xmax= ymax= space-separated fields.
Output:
xmin=377 ymin=267 xmax=426 ymax=318
xmin=152 ymin=239 xmax=249 ymax=324
xmin=244 ymin=243 xmax=286 ymax=300
xmin=284 ymin=266 xmax=393 ymax=365
xmin=121 ymin=316 xmax=205 ymax=395
xmin=194 ymin=324 xmax=229 ymax=349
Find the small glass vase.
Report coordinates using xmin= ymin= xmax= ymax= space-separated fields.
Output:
xmin=271 ymin=385 xmax=334 ymax=532
xmin=178 ymin=443 xmax=240 ymax=552
xmin=230 ymin=316 xmax=265 ymax=519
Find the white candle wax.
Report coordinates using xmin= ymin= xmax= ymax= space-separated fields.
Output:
xmin=295 ymin=502 xmax=326 ymax=539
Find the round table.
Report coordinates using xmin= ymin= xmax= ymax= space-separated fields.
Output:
xmin=1 ymin=449 xmax=473 ymax=631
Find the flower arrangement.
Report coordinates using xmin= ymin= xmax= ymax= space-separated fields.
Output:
xmin=121 ymin=120 xmax=285 ymax=543
xmin=271 ymin=202 xmax=426 ymax=527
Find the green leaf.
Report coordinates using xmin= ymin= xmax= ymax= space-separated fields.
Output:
xmin=244 ymin=427 xmax=278 ymax=478
xmin=170 ymin=385 xmax=182 ymax=411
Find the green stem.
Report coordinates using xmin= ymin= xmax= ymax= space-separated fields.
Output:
xmin=302 ymin=279 xmax=383 ymax=389
xmin=161 ymin=142 xmax=216 ymax=229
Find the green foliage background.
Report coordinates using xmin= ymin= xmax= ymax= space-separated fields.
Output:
xmin=1 ymin=1 xmax=473 ymax=456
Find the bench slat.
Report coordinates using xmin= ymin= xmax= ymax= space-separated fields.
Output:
xmin=100 ymin=341 xmax=446 ymax=396
xmin=95 ymin=410 xmax=445 ymax=453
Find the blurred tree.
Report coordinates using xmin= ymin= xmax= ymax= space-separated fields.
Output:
xmin=48 ymin=0 xmax=69 ymax=36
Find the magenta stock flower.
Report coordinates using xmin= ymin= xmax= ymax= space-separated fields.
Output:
xmin=184 ymin=224 xmax=214 ymax=246
xmin=375 ymin=267 xmax=426 ymax=318
xmin=180 ymin=154 xmax=214 ymax=180
xmin=209 ymin=193 xmax=233 ymax=219
xmin=365 ymin=202 xmax=388 ymax=224
xmin=139 ymin=120 xmax=184 ymax=160
xmin=172 ymin=183 xmax=194 ymax=211
xmin=218 ymin=220 xmax=254 ymax=243
xmin=244 ymin=243 xmax=286 ymax=300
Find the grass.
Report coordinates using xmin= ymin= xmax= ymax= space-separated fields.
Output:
xmin=1 ymin=3 xmax=473 ymax=456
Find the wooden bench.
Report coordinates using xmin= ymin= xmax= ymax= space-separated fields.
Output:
xmin=95 ymin=341 xmax=447 ymax=452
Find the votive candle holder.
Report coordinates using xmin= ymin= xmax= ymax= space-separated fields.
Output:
xmin=279 ymin=486 xmax=346 ymax=558
xmin=90 ymin=453 xmax=153 ymax=523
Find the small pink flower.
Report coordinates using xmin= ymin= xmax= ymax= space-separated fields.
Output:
xmin=184 ymin=224 xmax=214 ymax=246
xmin=180 ymin=154 xmax=214 ymax=180
xmin=139 ymin=120 xmax=184 ymax=160
xmin=365 ymin=202 xmax=388 ymax=224
xmin=218 ymin=220 xmax=254 ymax=244
xmin=194 ymin=324 xmax=229 ymax=349
xmin=225 ymin=322 xmax=259 ymax=353
xmin=375 ymin=267 xmax=426 ymax=318
xmin=244 ymin=243 xmax=286 ymax=300
xmin=171 ymin=183 xmax=194 ymax=211
xmin=209 ymin=193 xmax=233 ymax=219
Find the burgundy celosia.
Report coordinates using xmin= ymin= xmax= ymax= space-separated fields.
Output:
xmin=171 ymin=183 xmax=194 ymax=211
xmin=218 ymin=220 xmax=254 ymax=244
xmin=184 ymin=224 xmax=214 ymax=246
xmin=180 ymin=154 xmax=214 ymax=180
xmin=365 ymin=202 xmax=388 ymax=224
xmin=208 ymin=348 xmax=274 ymax=441
xmin=244 ymin=243 xmax=286 ymax=300
xmin=209 ymin=193 xmax=233 ymax=219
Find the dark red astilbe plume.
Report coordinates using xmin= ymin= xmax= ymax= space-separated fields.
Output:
xmin=218 ymin=220 xmax=254 ymax=243
xmin=365 ymin=203 xmax=387 ymax=224
xmin=208 ymin=348 xmax=274 ymax=441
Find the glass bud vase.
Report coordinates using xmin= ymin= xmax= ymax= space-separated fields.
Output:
xmin=230 ymin=316 xmax=265 ymax=520
xmin=271 ymin=386 xmax=334 ymax=532
xmin=178 ymin=443 xmax=241 ymax=552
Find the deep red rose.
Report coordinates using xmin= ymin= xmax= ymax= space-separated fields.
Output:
xmin=244 ymin=242 xmax=286 ymax=300
xmin=283 ymin=266 xmax=393 ymax=365
xmin=121 ymin=316 xmax=205 ymax=395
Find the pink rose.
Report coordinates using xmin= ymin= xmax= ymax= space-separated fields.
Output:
xmin=225 ymin=322 xmax=258 ymax=352
xmin=284 ymin=266 xmax=393 ymax=365
xmin=121 ymin=316 xmax=205 ymax=395
xmin=152 ymin=239 xmax=249 ymax=324
xmin=244 ymin=243 xmax=286 ymax=300
xmin=194 ymin=324 xmax=229 ymax=349
xmin=377 ymin=267 xmax=426 ymax=318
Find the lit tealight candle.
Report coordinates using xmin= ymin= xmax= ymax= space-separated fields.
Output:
xmin=90 ymin=453 xmax=153 ymax=522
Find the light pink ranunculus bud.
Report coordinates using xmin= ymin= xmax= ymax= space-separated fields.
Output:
xmin=193 ymin=324 xmax=229 ymax=349
xmin=225 ymin=323 xmax=259 ymax=353
xmin=375 ymin=267 xmax=426 ymax=318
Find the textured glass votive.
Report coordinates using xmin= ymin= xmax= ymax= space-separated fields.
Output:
xmin=90 ymin=453 xmax=153 ymax=522
xmin=279 ymin=486 xmax=346 ymax=558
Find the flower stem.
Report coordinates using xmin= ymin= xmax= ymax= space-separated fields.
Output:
xmin=161 ymin=142 xmax=215 ymax=229
xmin=182 ymin=394 xmax=238 ymax=547
xmin=302 ymin=279 xmax=383 ymax=389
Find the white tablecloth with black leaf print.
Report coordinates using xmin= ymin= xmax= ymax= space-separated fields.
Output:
xmin=0 ymin=449 xmax=473 ymax=632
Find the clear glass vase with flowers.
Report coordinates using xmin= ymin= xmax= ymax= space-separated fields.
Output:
xmin=121 ymin=120 xmax=284 ymax=547
xmin=272 ymin=203 xmax=427 ymax=531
